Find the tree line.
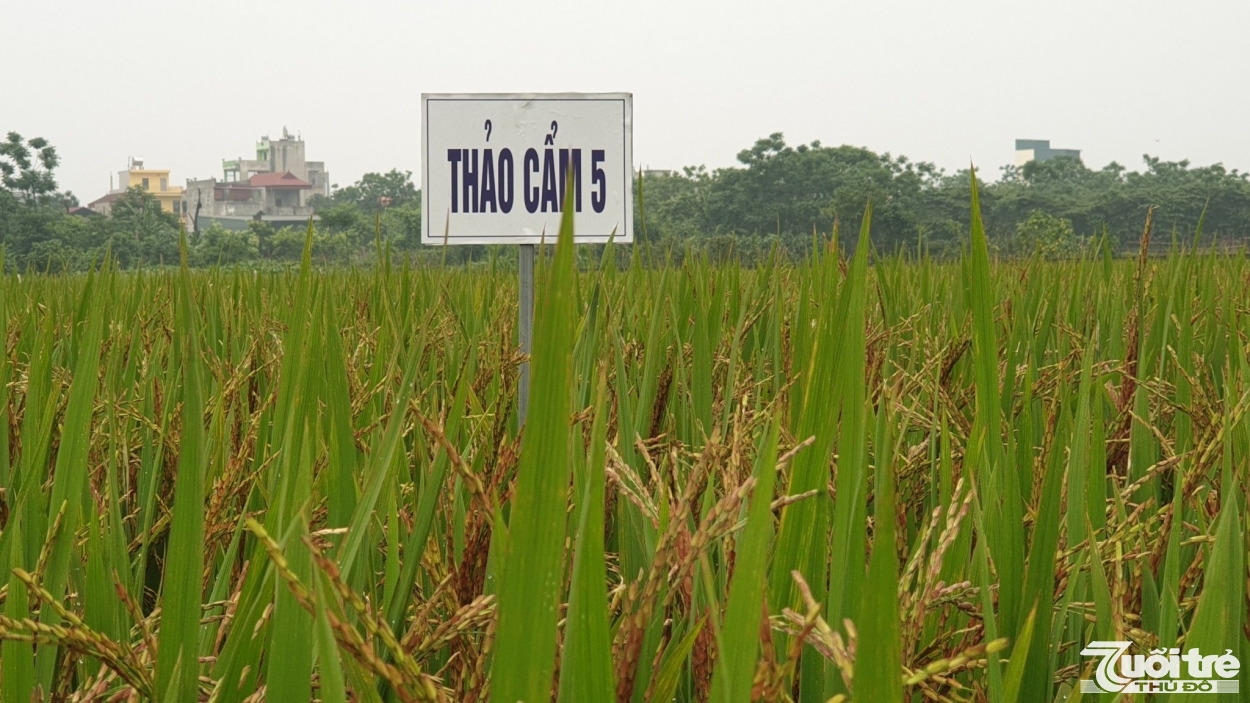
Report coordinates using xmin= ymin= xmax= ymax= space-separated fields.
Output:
xmin=639 ymin=133 xmax=1250 ymax=259
xmin=4 ymin=130 xmax=1249 ymax=270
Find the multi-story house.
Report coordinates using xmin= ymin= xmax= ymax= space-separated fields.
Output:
xmin=183 ymin=128 xmax=330 ymax=231
xmin=88 ymin=158 xmax=185 ymax=216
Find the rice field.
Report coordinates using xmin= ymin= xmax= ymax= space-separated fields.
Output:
xmin=0 ymin=184 xmax=1247 ymax=703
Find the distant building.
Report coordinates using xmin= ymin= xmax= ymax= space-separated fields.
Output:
xmin=184 ymin=171 xmax=317 ymax=231
xmin=1015 ymin=139 xmax=1081 ymax=167
xmin=67 ymin=206 xmax=99 ymax=217
xmin=85 ymin=192 xmax=123 ymax=215
xmin=88 ymin=158 xmax=184 ymax=216
xmin=184 ymin=128 xmax=330 ymax=231
xmin=222 ymin=128 xmax=329 ymax=196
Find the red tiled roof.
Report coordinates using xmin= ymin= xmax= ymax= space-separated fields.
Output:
xmin=248 ymin=171 xmax=311 ymax=189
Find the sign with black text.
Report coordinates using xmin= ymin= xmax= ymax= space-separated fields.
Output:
xmin=421 ymin=93 xmax=633 ymax=245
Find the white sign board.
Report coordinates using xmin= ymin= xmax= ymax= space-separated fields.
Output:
xmin=421 ymin=93 xmax=633 ymax=245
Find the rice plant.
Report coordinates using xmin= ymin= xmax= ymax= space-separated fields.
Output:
xmin=0 ymin=183 xmax=1245 ymax=702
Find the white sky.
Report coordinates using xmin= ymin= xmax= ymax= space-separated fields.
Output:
xmin=5 ymin=0 xmax=1249 ymax=201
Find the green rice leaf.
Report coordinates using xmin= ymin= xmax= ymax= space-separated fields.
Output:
xmin=490 ymin=189 xmax=579 ymax=703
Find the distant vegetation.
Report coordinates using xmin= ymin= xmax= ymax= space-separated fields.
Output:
xmin=640 ymin=133 xmax=1250 ymax=258
xmin=4 ymin=130 xmax=1250 ymax=270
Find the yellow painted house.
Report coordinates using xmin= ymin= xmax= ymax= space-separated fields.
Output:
xmin=88 ymin=158 xmax=184 ymax=216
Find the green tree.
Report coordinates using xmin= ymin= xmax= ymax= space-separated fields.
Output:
xmin=645 ymin=134 xmax=944 ymax=255
xmin=0 ymin=132 xmax=79 ymax=269
xmin=247 ymin=220 xmax=276 ymax=258
xmin=110 ymin=187 xmax=181 ymax=264
xmin=1013 ymin=210 xmax=1079 ymax=258
xmin=380 ymin=203 xmax=422 ymax=250
xmin=269 ymin=226 xmax=309 ymax=260
xmin=0 ymin=132 xmax=59 ymax=204
xmin=314 ymin=169 xmax=420 ymax=210
xmin=311 ymin=170 xmax=425 ymax=259
xmin=193 ymin=222 xmax=259 ymax=266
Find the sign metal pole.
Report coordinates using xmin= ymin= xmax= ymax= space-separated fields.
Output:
xmin=517 ymin=243 xmax=535 ymax=427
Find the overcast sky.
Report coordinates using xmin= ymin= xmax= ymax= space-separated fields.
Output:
xmin=6 ymin=0 xmax=1249 ymax=201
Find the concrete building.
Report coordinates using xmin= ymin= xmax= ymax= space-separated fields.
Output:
xmin=1015 ymin=139 xmax=1081 ymax=167
xmin=184 ymin=128 xmax=329 ymax=231
xmin=87 ymin=158 xmax=185 ymax=216
xmin=221 ymin=128 xmax=329 ymax=196
xmin=184 ymin=171 xmax=317 ymax=231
